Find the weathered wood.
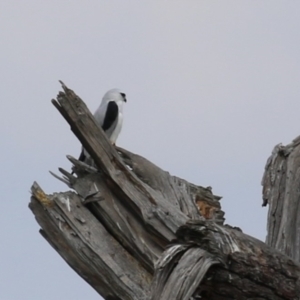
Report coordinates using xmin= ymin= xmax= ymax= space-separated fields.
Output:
xmin=151 ymin=246 xmax=221 ymax=300
xmin=30 ymin=182 xmax=150 ymax=300
xmin=116 ymin=147 xmax=223 ymax=223
xmin=262 ymin=136 xmax=300 ymax=261
xmin=29 ymin=82 xmax=224 ymax=299
xmin=151 ymin=221 xmax=300 ymax=300
xmin=29 ymin=83 xmax=300 ymax=300
xmin=51 ymin=83 xmax=224 ymax=270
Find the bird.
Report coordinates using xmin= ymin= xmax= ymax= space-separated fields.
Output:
xmin=77 ymin=88 xmax=127 ymax=164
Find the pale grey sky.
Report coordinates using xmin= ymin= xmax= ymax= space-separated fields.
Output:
xmin=1 ymin=1 xmax=300 ymax=299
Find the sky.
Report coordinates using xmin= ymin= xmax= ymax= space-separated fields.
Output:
xmin=1 ymin=1 xmax=300 ymax=299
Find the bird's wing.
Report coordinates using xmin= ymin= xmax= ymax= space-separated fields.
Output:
xmin=102 ymin=101 xmax=119 ymax=131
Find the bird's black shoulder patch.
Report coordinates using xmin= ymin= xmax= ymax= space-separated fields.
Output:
xmin=102 ymin=101 xmax=119 ymax=131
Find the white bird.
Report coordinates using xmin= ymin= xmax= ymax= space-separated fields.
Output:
xmin=78 ymin=88 xmax=127 ymax=163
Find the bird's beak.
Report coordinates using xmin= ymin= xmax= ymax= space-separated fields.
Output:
xmin=120 ymin=92 xmax=126 ymax=102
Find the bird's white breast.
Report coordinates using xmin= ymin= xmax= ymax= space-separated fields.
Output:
xmin=109 ymin=102 xmax=123 ymax=144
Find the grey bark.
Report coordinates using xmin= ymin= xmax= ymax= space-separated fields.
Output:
xmin=29 ymin=82 xmax=300 ymax=299
xmin=151 ymin=221 xmax=300 ymax=300
xmin=262 ymin=137 xmax=300 ymax=261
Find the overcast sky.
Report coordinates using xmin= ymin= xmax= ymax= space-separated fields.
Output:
xmin=1 ymin=1 xmax=300 ymax=299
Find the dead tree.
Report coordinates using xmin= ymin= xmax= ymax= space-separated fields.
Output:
xmin=262 ymin=138 xmax=300 ymax=261
xmin=29 ymin=83 xmax=300 ymax=300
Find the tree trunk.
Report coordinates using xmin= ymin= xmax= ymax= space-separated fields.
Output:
xmin=151 ymin=221 xmax=300 ymax=300
xmin=262 ymin=137 xmax=300 ymax=261
xmin=29 ymin=83 xmax=300 ymax=299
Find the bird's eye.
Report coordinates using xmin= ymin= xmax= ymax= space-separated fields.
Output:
xmin=120 ymin=92 xmax=127 ymax=102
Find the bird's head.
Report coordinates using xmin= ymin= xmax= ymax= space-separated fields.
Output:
xmin=103 ymin=89 xmax=127 ymax=104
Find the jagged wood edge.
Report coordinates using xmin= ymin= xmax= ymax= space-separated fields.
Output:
xmin=30 ymin=82 xmax=225 ymax=299
xmin=51 ymin=82 xmax=223 ymax=272
xmin=29 ymin=182 xmax=150 ymax=300
xmin=262 ymin=135 xmax=300 ymax=262
xmin=151 ymin=220 xmax=300 ymax=300
xmin=52 ymin=82 xmax=189 ymax=234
